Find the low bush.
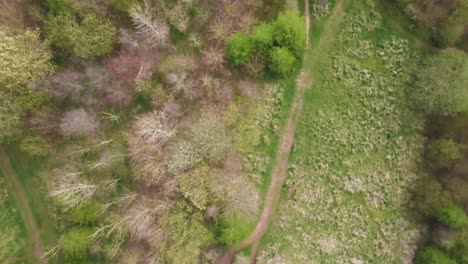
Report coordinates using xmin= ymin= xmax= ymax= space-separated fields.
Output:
xmin=60 ymin=228 xmax=93 ymax=258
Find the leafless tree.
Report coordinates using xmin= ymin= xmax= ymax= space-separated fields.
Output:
xmin=133 ymin=111 xmax=177 ymax=150
xmin=59 ymin=109 xmax=99 ymax=137
xmin=129 ymin=1 xmax=169 ymax=47
xmin=48 ymin=167 xmax=97 ymax=209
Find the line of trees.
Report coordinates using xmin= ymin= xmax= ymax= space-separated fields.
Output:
xmin=409 ymin=48 xmax=468 ymax=263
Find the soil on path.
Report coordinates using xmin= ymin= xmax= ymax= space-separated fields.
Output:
xmin=215 ymin=1 xmax=345 ymax=263
xmin=0 ymin=150 xmax=47 ymax=264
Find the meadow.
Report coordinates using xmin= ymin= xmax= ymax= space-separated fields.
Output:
xmin=258 ymin=0 xmax=427 ymax=262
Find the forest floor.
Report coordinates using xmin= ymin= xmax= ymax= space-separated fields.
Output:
xmin=0 ymin=147 xmax=59 ymax=264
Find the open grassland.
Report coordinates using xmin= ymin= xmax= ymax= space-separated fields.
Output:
xmin=258 ymin=0 xmax=426 ymax=263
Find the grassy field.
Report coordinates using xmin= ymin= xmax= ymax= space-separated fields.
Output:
xmin=258 ymin=0 xmax=427 ymax=263
xmin=0 ymin=146 xmax=60 ymax=264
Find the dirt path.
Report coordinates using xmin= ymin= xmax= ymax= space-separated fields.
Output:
xmin=215 ymin=1 xmax=349 ymax=263
xmin=0 ymin=150 xmax=47 ymax=264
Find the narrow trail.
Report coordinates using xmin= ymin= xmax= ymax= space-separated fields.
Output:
xmin=0 ymin=150 xmax=46 ymax=264
xmin=216 ymin=1 xmax=347 ymax=263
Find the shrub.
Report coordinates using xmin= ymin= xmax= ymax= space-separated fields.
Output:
xmin=60 ymin=228 xmax=93 ymax=258
xmin=225 ymin=32 xmax=253 ymax=66
xmin=268 ymin=46 xmax=296 ymax=76
xmin=415 ymin=246 xmax=456 ymax=264
xmin=0 ymin=29 xmax=54 ymax=90
xmin=426 ymin=138 xmax=463 ymax=170
xmin=19 ymin=136 xmax=51 ymax=157
xmin=70 ymin=200 xmax=101 ymax=225
xmin=411 ymin=49 xmax=468 ymax=116
xmin=273 ymin=12 xmax=305 ymax=56
xmin=436 ymin=206 xmax=467 ymax=229
xmin=251 ymin=23 xmax=274 ymax=54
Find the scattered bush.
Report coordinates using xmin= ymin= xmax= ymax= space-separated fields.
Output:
xmin=225 ymin=32 xmax=253 ymax=66
xmin=436 ymin=206 xmax=467 ymax=229
xmin=425 ymin=138 xmax=463 ymax=170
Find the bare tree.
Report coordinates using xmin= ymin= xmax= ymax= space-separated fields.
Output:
xmin=59 ymin=109 xmax=99 ymax=137
xmin=133 ymin=111 xmax=177 ymax=148
xmin=48 ymin=167 xmax=97 ymax=209
xmin=129 ymin=1 xmax=169 ymax=47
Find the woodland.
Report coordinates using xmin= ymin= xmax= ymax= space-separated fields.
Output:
xmin=0 ymin=0 xmax=467 ymax=264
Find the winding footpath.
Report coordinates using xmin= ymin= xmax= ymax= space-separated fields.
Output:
xmin=0 ymin=149 xmax=47 ymax=264
xmin=216 ymin=1 xmax=345 ymax=263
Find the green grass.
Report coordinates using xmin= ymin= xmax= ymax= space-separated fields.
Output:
xmin=1 ymin=145 xmax=60 ymax=263
xmin=257 ymin=0 xmax=426 ymax=262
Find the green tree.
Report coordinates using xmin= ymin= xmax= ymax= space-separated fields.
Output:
xmin=70 ymin=14 xmax=116 ymax=59
xmin=176 ymin=164 xmax=213 ymax=211
xmin=251 ymin=23 xmax=274 ymax=54
xmin=413 ymin=176 xmax=454 ymax=218
xmin=162 ymin=201 xmax=213 ymax=264
xmin=273 ymin=12 xmax=305 ymax=56
xmin=268 ymin=46 xmax=296 ymax=76
xmin=0 ymin=29 xmax=54 ymax=90
xmin=426 ymin=138 xmax=463 ymax=170
xmin=411 ymin=49 xmax=468 ymax=116
xmin=60 ymin=228 xmax=93 ymax=258
xmin=436 ymin=206 xmax=468 ymax=229
xmin=225 ymin=32 xmax=253 ymax=66
xmin=415 ymin=246 xmax=457 ymax=264
xmin=189 ymin=112 xmax=231 ymax=163
xmin=46 ymin=11 xmax=116 ymax=60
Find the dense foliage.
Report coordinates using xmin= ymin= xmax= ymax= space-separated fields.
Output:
xmin=410 ymin=49 xmax=468 ymax=116
xmin=225 ymin=11 xmax=304 ymax=75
